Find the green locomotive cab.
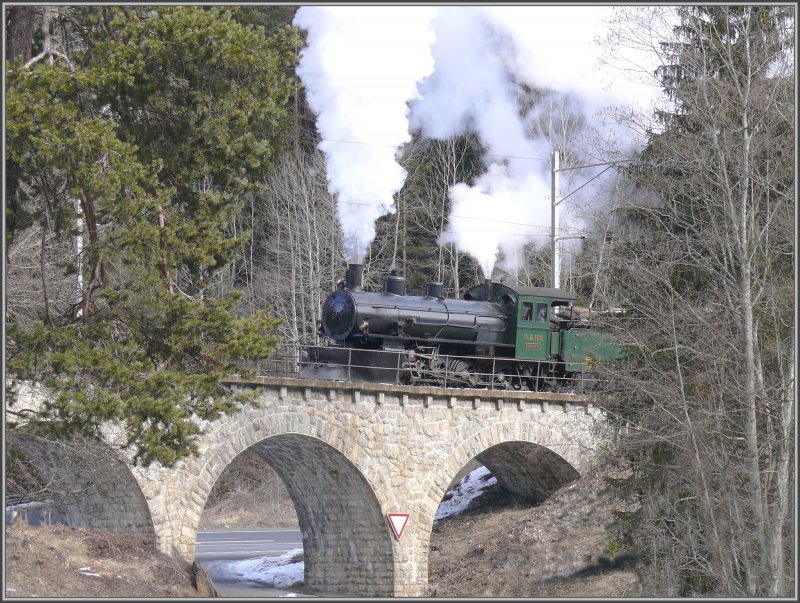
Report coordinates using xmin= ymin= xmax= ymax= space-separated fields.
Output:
xmin=513 ymin=289 xmax=577 ymax=362
xmin=464 ymin=282 xmax=579 ymax=361
xmin=463 ymin=282 xmax=624 ymax=390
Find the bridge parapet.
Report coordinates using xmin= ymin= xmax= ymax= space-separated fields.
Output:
xmin=224 ymin=375 xmax=596 ymax=414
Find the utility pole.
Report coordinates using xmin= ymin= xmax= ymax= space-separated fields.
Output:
xmin=549 ymin=156 xmax=623 ymax=291
xmin=550 ymin=149 xmax=560 ymax=290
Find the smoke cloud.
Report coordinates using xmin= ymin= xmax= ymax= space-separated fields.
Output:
xmin=409 ymin=7 xmax=553 ymax=278
xmin=444 ymin=167 xmax=550 ymax=278
xmin=293 ymin=6 xmax=436 ymax=262
xmin=294 ymin=6 xmax=662 ymax=277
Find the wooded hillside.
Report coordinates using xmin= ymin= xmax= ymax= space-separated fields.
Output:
xmin=4 ymin=5 xmax=794 ymax=597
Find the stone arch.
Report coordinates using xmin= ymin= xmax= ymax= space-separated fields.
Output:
xmin=6 ymin=431 xmax=155 ymax=539
xmin=415 ymin=418 xmax=588 ymax=546
xmin=413 ymin=419 xmax=583 ymax=543
xmin=416 ymin=420 xmax=587 ymax=593
xmin=168 ymin=403 xmax=397 ymax=598
xmin=476 ymin=441 xmax=580 ymax=503
xmin=247 ymin=434 xmax=394 ymax=597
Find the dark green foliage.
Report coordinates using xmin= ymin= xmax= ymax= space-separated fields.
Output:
xmin=231 ymin=5 xmax=299 ymax=35
xmin=5 ymin=6 xmax=299 ymax=466
xmin=368 ymin=134 xmax=487 ymax=296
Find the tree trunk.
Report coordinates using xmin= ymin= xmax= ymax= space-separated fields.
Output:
xmin=5 ymin=6 xmax=37 ymax=253
xmin=6 ymin=5 xmax=36 ymax=63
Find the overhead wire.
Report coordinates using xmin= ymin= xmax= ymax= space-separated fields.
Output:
xmin=204 ymin=131 xmax=627 ymax=238
xmin=335 ymin=198 xmax=603 ymax=238
xmin=318 ymin=137 xmax=551 ymax=162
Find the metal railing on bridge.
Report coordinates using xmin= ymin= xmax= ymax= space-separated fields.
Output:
xmin=238 ymin=346 xmax=604 ymax=393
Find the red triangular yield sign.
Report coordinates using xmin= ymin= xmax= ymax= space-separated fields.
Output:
xmin=388 ymin=513 xmax=409 ymax=539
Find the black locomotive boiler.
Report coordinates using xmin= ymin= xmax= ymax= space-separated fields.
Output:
xmin=299 ymin=264 xmax=622 ymax=391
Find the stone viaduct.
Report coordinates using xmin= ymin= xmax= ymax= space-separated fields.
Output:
xmin=7 ymin=376 xmax=613 ymax=597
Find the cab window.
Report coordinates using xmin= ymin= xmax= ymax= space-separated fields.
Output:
xmin=522 ymin=302 xmax=533 ymax=321
xmin=536 ymin=303 xmax=547 ymax=322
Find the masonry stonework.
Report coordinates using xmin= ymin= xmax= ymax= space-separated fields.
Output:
xmin=127 ymin=377 xmax=609 ymax=597
xmin=6 ymin=432 xmax=155 ymax=537
xmin=9 ymin=377 xmax=611 ymax=597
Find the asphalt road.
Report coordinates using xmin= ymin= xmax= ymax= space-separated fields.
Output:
xmin=195 ymin=528 xmax=303 ymax=561
xmin=195 ymin=528 xmax=307 ymax=598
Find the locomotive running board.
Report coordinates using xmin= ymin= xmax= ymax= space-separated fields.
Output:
xmin=300 ymin=346 xmax=403 ymax=384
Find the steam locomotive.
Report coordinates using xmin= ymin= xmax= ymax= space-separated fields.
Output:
xmin=299 ymin=264 xmax=623 ymax=391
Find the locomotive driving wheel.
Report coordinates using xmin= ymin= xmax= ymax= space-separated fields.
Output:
xmin=492 ymin=371 xmax=511 ymax=390
xmin=427 ymin=356 xmax=448 ymax=385
xmin=449 ymin=359 xmax=479 ymax=387
xmin=491 ymin=363 xmax=515 ymax=390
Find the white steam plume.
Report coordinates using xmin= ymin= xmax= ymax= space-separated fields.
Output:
xmin=294 ymin=6 xmax=665 ymax=280
xmin=410 ymin=7 xmax=552 ymax=280
xmin=293 ymin=6 xmax=436 ymax=263
xmin=444 ymin=167 xmax=550 ymax=278
xmin=409 ymin=6 xmax=664 ymax=281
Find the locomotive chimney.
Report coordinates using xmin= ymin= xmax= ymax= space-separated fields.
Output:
xmin=484 ymin=278 xmax=493 ymax=301
xmin=346 ymin=263 xmax=363 ymax=292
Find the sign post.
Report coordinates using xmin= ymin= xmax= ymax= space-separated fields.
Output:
xmin=387 ymin=513 xmax=409 ymax=540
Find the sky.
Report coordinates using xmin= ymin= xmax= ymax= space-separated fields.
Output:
xmin=293 ymin=5 xmax=673 ymax=279
xmin=213 ymin=465 xmax=498 ymax=594
xmin=480 ymin=5 xmax=666 ymax=114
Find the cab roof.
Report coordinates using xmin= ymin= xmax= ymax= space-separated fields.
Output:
xmin=464 ymin=282 xmax=578 ymax=302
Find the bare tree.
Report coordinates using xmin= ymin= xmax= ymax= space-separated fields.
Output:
xmin=597 ymin=6 xmax=794 ymax=597
xmin=5 ymin=6 xmax=36 ymax=63
xmin=251 ymin=150 xmax=345 ymax=370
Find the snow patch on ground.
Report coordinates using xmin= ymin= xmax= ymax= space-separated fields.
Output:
xmin=435 ymin=466 xmax=497 ymax=521
xmin=205 ymin=548 xmax=304 ymax=589
xmin=232 ymin=548 xmax=305 ymax=588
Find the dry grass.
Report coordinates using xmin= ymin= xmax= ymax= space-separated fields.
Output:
xmin=200 ymin=449 xmax=299 ymax=529
xmin=426 ymin=460 xmax=642 ymax=598
xmin=200 ymin=489 xmax=299 ymax=529
xmin=4 ymin=522 xmax=200 ymax=598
